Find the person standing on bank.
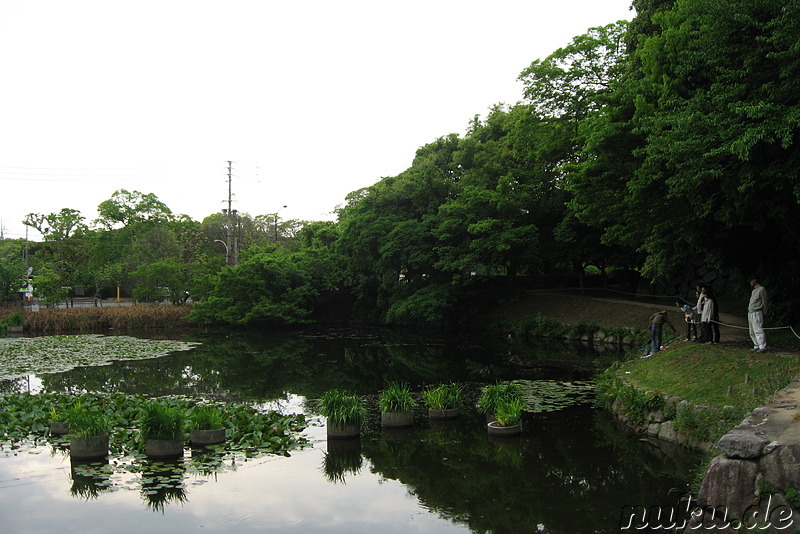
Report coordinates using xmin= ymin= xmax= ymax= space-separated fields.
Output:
xmin=648 ymin=310 xmax=676 ymax=354
xmin=694 ymin=283 xmax=706 ymax=342
xmin=748 ymin=277 xmax=769 ymax=352
xmin=702 ymin=287 xmax=721 ymax=344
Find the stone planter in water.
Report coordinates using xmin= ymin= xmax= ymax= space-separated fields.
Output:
xmin=50 ymin=421 xmax=70 ymax=436
xmin=487 ymin=421 xmax=521 ymax=437
xmin=70 ymin=434 xmax=109 ymax=460
xmin=145 ymin=438 xmax=184 ymax=458
xmin=381 ymin=411 xmax=413 ymax=428
xmin=428 ymin=408 xmax=459 ymax=420
xmin=327 ymin=421 xmax=361 ymax=439
xmin=190 ymin=428 xmax=226 ymax=446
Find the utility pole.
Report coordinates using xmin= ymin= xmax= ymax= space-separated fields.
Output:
xmin=225 ymin=161 xmax=232 ymax=265
xmin=222 ymin=161 xmax=238 ymax=265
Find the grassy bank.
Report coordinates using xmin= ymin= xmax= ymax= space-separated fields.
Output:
xmin=620 ymin=342 xmax=800 ymax=410
xmin=488 ymin=290 xmax=799 ymax=445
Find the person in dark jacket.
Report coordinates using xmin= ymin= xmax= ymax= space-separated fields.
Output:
xmin=647 ymin=310 xmax=676 ymax=354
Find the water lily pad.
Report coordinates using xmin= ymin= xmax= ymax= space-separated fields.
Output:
xmin=0 ymin=335 xmax=200 ymax=381
xmin=512 ymin=379 xmax=595 ymax=413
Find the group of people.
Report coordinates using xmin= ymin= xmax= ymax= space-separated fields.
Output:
xmin=646 ymin=277 xmax=769 ymax=355
xmin=676 ymin=283 xmax=721 ymax=345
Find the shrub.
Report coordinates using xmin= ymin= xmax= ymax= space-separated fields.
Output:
xmin=624 ymin=388 xmax=665 ymax=426
xmin=531 ymin=314 xmax=566 ymax=339
xmin=5 ymin=311 xmax=25 ymax=327
xmin=567 ymin=319 xmax=600 ymax=339
xmin=594 ymin=363 xmax=625 ymax=405
xmin=673 ymin=404 xmax=744 ymax=446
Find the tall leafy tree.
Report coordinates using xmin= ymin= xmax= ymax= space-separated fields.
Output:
xmin=23 ymin=208 xmax=87 ymax=241
xmin=95 ymin=189 xmax=173 ymax=229
xmin=189 ymin=247 xmax=341 ymax=325
xmin=0 ymin=240 xmax=26 ymax=304
xmin=518 ymin=22 xmax=637 ymax=281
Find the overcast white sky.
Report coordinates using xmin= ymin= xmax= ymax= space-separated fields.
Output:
xmin=0 ymin=0 xmax=633 ymax=241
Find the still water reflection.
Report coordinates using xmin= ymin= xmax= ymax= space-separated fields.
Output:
xmin=0 ymin=328 xmax=700 ymax=533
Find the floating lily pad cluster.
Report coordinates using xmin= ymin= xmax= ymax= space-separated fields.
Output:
xmin=0 ymin=391 xmax=307 ymax=455
xmin=0 ymin=391 xmax=308 ymax=500
xmin=0 ymin=334 xmax=201 ymax=381
xmin=512 ymin=380 xmax=595 ymax=413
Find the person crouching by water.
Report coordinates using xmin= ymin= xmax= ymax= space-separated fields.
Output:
xmin=648 ymin=310 xmax=676 ymax=355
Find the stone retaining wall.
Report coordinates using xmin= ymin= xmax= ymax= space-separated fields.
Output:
xmin=608 ymin=381 xmax=800 ymax=532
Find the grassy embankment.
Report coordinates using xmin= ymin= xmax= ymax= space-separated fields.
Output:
xmin=488 ymin=289 xmax=800 ymax=448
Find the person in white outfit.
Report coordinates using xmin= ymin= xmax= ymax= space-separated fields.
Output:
xmin=748 ymin=277 xmax=768 ymax=352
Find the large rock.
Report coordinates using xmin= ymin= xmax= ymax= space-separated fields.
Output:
xmin=717 ymin=430 xmax=769 ymax=459
xmin=696 ymin=455 xmax=758 ymax=519
xmin=658 ymin=420 xmax=679 ymax=443
xmin=760 ymin=442 xmax=800 ymax=490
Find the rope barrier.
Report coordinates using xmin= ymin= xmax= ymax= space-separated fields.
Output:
xmin=705 ymin=320 xmax=800 ymax=340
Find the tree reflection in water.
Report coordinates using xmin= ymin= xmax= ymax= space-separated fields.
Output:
xmin=357 ymin=406 xmax=700 ymax=533
xmin=139 ymin=459 xmax=188 ymax=513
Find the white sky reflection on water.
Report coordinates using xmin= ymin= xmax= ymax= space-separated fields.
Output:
xmin=0 ymin=449 xmax=469 ymax=533
xmin=0 ymin=407 xmax=469 ymax=534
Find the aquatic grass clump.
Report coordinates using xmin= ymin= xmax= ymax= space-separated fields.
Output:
xmin=188 ymin=405 xmax=225 ymax=430
xmin=478 ymin=382 xmax=523 ymax=415
xmin=378 ymin=381 xmax=415 ymax=413
xmin=138 ymin=401 xmax=185 ymax=441
xmin=319 ymin=390 xmax=366 ymax=426
xmin=494 ymin=398 xmax=523 ymax=427
xmin=66 ymin=402 xmax=111 ymax=438
xmin=421 ymin=383 xmax=463 ymax=410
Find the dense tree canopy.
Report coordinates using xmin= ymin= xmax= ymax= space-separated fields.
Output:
xmin=4 ymin=0 xmax=799 ymax=326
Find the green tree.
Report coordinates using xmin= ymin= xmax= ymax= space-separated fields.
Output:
xmin=95 ymin=189 xmax=173 ymax=229
xmin=190 ymin=246 xmax=342 ymax=325
xmin=23 ymin=208 xmax=87 ymax=241
xmin=0 ymin=242 xmax=25 ymax=304
xmin=131 ymin=260 xmax=190 ymax=304
xmin=31 ymin=265 xmax=69 ymax=306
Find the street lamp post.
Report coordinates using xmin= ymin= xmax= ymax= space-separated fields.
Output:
xmin=214 ymin=239 xmax=229 ymax=263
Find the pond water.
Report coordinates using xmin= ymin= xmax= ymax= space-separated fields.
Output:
xmin=0 ymin=328 xmax=701 ymax=533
